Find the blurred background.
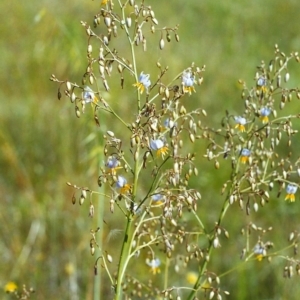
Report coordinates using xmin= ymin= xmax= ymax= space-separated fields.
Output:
xmin=1 ymin=0 xmax=300 ymax=299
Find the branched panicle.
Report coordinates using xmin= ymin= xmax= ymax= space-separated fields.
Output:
xmin=51 ymin=1 xmax=300 ymax=299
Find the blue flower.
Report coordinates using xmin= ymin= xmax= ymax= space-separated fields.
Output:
xmin=253 ymin=244 xmax=265 ymax=261
xmin=82 ymin=86 xmax=97 ymax=104
xmin=256 ymin=77 xmax=267 ymax=93
xmin=285 ymin=184 xmax=298 ymax=202
xmin=133 ymin=72 xmax=151 ymax=94
xmin=151 ymin=193 xmax=165 ymax=204
xmin=234 ymin=116 xmax=247 ymax=132
xmin=106 ymin=156 xmax=121 ymax=175
xmin=182 ymin=71 xmax=196 ymax=95
xmin=240 ymin=148 xmax=251 ymax=164
xmin=260 ymin=107 xmax=271 ymax=124
xmin=116 ymin=176 xmax=130 ymax=194
xmin=150 ymin=139 xmax=168 ymax=158
xmin=106 ymin=156 xmax=119 ymax=168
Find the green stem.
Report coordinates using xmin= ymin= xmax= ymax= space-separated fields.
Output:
xmin=114 ymin=214 xmax=133 ymax=300
xmin=92 ymin=112 xmax=105 ymax=300
xmin=187 ymin=194 xmax=231 ymax=299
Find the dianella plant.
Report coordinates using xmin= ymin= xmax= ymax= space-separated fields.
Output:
xmin=50 ymin=0 xmax=300 ymax=299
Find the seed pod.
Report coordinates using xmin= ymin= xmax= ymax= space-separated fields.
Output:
xmin=289 ymin=232 xmax=295 ymax=241
xmin=277 ymin=75 xmax=281 ymax=87
xmin=104 ymin=17 xmax=111 ymax=27
xmin=66 ymin=81 xmax=72 ymax=91
xmin=175 ymin=34 xmax=179 ymax=42
xmin=90 ymin=245 xmax=95 ymax=256
xmin=215 ymin=160 xmax=220 ymax=169
xmin=89 ymin=204 xmax=94 ymax=217
xmin=75 ymin=106 xmax=80 ymax=118
xmin=79 ymin=196 xmax=85 ymax=205
xmin=86 ymin=27 xmax=92 ymax=36
xmin=134 ymin=150 xmax=138 ymax=161
xmin=159 ymin=38 xmax=165 ymax=50
xmin=213 ymin=237 xmax=220 ymax=248
xmin=165 ymin=87 xmax=170 ymax=99
xmin=180 ymin=105 xmax=186 ymax=115
xmin=152 ymin=18 xmax=158 ymax=25
xmin=89 ymin=75 xmax=94 ymax=85
xmin=194 ymin=167 xmax=198 ymax=176
xmin=107 ymin=253 xmax=113 ymax=263
xmin=166 ymin=33 xmax=171 ymax=42
xmin=254 ymin=202 xmax=259 ymax=212
xmin=110 ymin=199 xmax=114 ymax=213
xmin=126 ymin=17 xmax=132 ymax=28
xmin=189 ymin=133 xmax=195 ymax=143
xmin=284 ymin=73 xmax=290 ymax=82
xmin=107 ymin=131 xmax=115 ymax=137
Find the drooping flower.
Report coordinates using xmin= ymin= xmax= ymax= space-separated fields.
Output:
xmin=133 ymin=72 xmax=151 ymax=94
xmin=240 ymin=148 xmax=251 ymax=164
xmin=150 ymin=139 xmax=168 ymax=158
xmin=253 ymin=244 xmax=265 ymax=261
xmin=151 ymin=193 xmax=165 ymax=204
xmin=106 ymin=156 xmax=121 ymax=175
xmin=182 ymin=71 xmax=196 ymax=95
xmin=4 ymin=281 xmax=17 ymax=293
xmin=82 ymin=86 xmax=98 ymax=104
xmin=285 ymin=184 xmax=298 ymax=202
xmin=234 ymin=116 xmax=247 ymax=132
xmin=116 ymin=176 xmax=131 ymax=194
xmin=146 ymin=258 xmax=161 ymax=274
xmin=256 ymin=77 xmax=267 ymax=93
xmin=260 ymin=107 xmax=271 ymax=124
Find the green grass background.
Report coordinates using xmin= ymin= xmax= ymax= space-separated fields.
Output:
xmin=1 ymin=0 xmax=300 ymax=299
